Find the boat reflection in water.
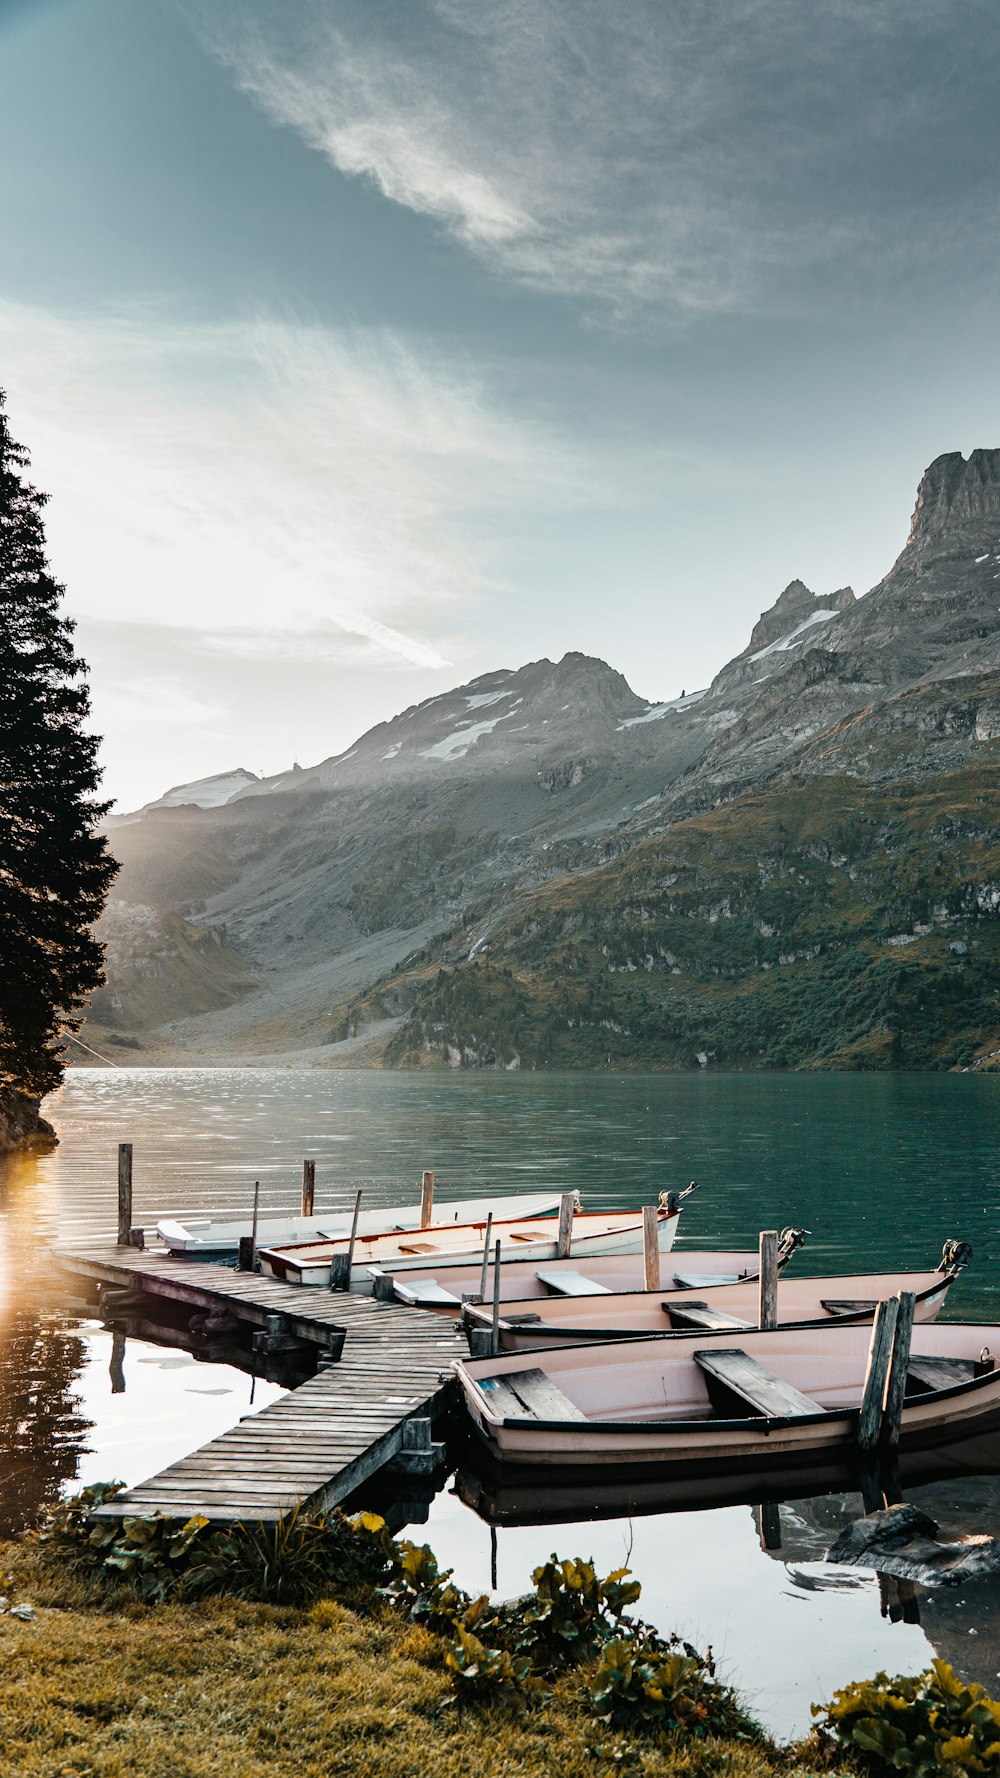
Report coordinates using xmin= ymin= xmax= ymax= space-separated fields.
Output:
xmin=450 ymin=1425 xmax=1000 ymax=1531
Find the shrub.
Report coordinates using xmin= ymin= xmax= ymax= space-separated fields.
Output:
xmin=814 ymin=1659 xmax=1000 ymax=1776
xmin=30 ymin=1489 xmax=395 ymax=1605
xmin=444 ymin=1624 xmax=542 ymax=1712
xmin=514 ymin=1554 xmax=643 ymax=1672
xmin=590 ymin=1634 xmax=752 ymax=1739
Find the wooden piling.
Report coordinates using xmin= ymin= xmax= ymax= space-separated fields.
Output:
xmin=117 ymin=1143 xmax=133 ymax=1248
xmin=478 ymin=1213 xmax=494 ymax=1303
xmin=755 ymin=1501 xmax=782 ymax=1551
xmin=419 ymin=1170 xmax=435 ymax=1229
xmin=237 ymin=1182 xmax=261 ymax=1273
xmin=642 ymin=1206 xmax=660 ymax=1292
xmin=758 ymin=1229 xmax=778 ymax=1330
xmin=556 ymin=1192 xmax=575 ymax=1260
xmin=301 ymin=1159 xmax=316 ymax=1220
xmin=881 ymin=1290 xmax=916 ymax=1449
xmin=329 ymin=1189 xmax=363 ymax=1292
xmin=491 ymin=1239 xmax=502 ymax=1355
xmin=858 ymin=1297 xmax=899 ymax=1453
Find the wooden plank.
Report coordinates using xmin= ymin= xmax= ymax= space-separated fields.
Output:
xmin=535 ymin=1269 xmax=611 ymax=1296
xmin=695 ymin=1349 xmax=823 ymax=1419
xmin=907 ymin=1355 xmax=981 ymax=1392
xmin=822 ymin=1299 xmax=878 ymax=1316
xmin=478 ymin=1376 xmax=535 ymax=1419
xmin=505 ymin=1368 xmax=587 ymax=1421
xmin=664 ymin=1301 xmax=753 ymax=1332
xmin=858 ymin=1298 xmax=898 ymax=1453
xmin=881 ymin=1290 xmax=916 ymax=1448
xmin=758 ymin=1230 xmax=778 ymax=1331
xmin=642 ymin=1206 xmax=660 ymax=1291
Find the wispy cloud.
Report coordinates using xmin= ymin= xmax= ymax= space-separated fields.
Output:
xmin=0 ymin=299 xmax=590 ymax=671
xmin=198 ymin=0 xmax=990 ymax=319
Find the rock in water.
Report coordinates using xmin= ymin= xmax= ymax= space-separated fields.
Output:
xmin=828 ymin=1502 xmax=1000 ymax=1585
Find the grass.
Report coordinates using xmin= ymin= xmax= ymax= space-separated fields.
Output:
xmin=0 ymin=1547 xmax=816 ymax=1778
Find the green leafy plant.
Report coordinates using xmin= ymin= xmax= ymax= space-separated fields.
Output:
xmin=31 ymin=1488 xmax=395 ymax=1605
xmin=443 ymin=1624 xmax=542 ymax=1712
xmin=514 ymin=1555 xmax=643 ymax=1672
xmin=814 ymin=1660 xmax=1000 ymax=1776
xmin=590 ymin=1634 xmax=748 ymax=1738
xmin=384 ymin=1539 xmax=472 ymax=1631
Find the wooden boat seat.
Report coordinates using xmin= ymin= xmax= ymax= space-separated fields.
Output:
xmin=906 ymin=1355 xmax=993 ymax=1393
xmin=396 ymin=1242 xmax=437 ymax=1254
xmin=503 ymin=1312 xmax=543 ymax=1326
xmin=479 ymin=1367 xmax=588 ymax=1422
xmin=695 ymin=1349 xmax=824 ymax=1419
xmin=821 ymin=1298 xmax=878 ymax=1317
xmin=509 ymin=1231 xmax=538 ymax=1242
xmin=392 ymin=1279 xmax=462 ymax=1307
xmin=664 ymin=1300 xmax=753 ymax=1332
xmin=671 ymin=1271 xmax=747 ymax=1290
xmin=535 ymin=1269 xmax=611 ymax=1296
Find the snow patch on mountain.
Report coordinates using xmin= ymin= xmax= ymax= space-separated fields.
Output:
xmin=749 ymin=608 xmax=841 ymax=662
xmin=617 ymin=689 xmax=707 ymax=730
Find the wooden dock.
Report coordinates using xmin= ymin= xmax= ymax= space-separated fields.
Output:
xmin=55 ymin=1244 xmax=465 ymax=1522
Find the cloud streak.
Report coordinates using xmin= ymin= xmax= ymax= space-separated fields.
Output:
xmin=0 ymin=299 xmax=593 ymax=671
xmin=199 ymin=0 xmax=998 ymax=319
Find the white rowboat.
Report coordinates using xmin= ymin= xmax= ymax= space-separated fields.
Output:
xmin=257 ymin=1200 xmax=684 ymax=1290
xmin=156 ymin=1189 xmax=572 ymax=1257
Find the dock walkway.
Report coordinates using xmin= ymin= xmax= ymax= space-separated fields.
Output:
xmin=56 ymin=1244 xmax=464 ymax=1523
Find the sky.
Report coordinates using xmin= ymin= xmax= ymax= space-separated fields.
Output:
xmin=2 ymin=0 xmax=1000 ymax=810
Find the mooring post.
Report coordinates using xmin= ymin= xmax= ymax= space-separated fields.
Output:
xmin=478 ymin=1213 xmax=493 ymax=1303
xmin=491 ymin=1238 xmax=502 ymax=1355
xmin=117 ymin=1142 xmax=133 ymax=1247
xmin=642 ymin=1206 xmax=660 ymax=1291
xmin=237 ymin=1181 xmax=261 ymax=1273
xmin=758 ymin=1229 xmax=779 ymax=1330
xmin=556 ymin=1191 xmax=574 ymax=1259
xmin=755 ymin=1501 xmax=782 ymax=1551
xmin=301 ymin=1159 xmax=316 ymax=1220
xmin=858 ymin=1296 xmax=899 ymax=1453
xmin=330 ymin=1189 xmax=363 ymax=1291
xmin=881 ymin=1290 xmax=916 ymax=1449
xmin=420 ymin=1170 xmax=435 ymax=1228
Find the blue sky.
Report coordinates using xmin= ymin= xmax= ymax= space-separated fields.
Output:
xmin=2 ymin=0 xmax=999 ymax=806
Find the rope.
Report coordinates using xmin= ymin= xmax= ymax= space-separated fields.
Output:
xmin=65 ymin=1031 xmax=123 ymax=1068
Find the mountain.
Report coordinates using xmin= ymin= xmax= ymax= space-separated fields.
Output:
xmin=82 ymin=449 xmax=1000 ymax=1071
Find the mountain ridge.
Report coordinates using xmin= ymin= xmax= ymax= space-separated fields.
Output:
xmin=82 ymin=447 xmax=1000 ymax=1071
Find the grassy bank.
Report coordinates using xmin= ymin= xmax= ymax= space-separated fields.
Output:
xmin=0 ymin=1584 xmax=803 ymax=1778
xmin=0 ymin=1504 xmax=821 ymax=1778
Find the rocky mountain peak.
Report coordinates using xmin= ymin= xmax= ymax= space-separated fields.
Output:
xmin=904 ymin=448 xmax=1000 ymax=561
xmin=747 ymin=580 xmax=855 ymax=654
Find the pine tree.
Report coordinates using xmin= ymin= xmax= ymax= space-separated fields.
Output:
xmin=0 ymin=389 xmax=118 ymax=1104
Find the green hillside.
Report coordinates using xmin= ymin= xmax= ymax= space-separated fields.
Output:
xmin=354 ymin=758 xmax=1000 ymax=1072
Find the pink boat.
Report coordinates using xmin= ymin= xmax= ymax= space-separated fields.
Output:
xmin=462 ymin=1255 xmax=964 ymax=1351
xmin=454 ymin=1319 xmax=1000 ymax=1474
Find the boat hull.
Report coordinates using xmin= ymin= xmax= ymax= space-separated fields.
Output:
xmin=467 ymin=1269 xmax=956 ymax=1351
xmin=454 ymin=1321 xmax=1000 ymax=1473
xmin=385 ymin=1247 xmax=798 ymax=1311
xmin=156 ymin=1190 xmax=569 ymax=1256
xmin=258 ymin=1206 xmax=682 ymax=1289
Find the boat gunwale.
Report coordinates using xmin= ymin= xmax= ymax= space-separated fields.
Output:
xmin=472 ymin=1270 xmax=957 ymax=1345
xmin=257 ymin=1203 xmax=678 ymax=1264
xmin=457 ymin=1316 xmax=1000 ymax=1438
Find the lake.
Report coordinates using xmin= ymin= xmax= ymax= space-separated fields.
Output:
xmin=2 ymin=1065 xmax=999 ymax=1738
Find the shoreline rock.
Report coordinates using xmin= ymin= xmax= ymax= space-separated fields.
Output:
xmin=0 ymin=1087 xmax=57 ymax=1154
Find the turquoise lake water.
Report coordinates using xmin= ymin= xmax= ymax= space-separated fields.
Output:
xmin=2 ymin=1066 xmax=999 ymax=1735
